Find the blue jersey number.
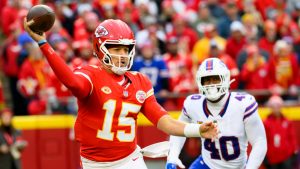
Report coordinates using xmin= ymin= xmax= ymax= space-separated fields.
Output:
xmin=204 ymin=136 xmax=240 ymax=161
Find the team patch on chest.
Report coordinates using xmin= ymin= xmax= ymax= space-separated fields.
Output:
xmin=101 ymin=86 xmax=112 ymax=94
xmin=136 ymin=90 xmax=146 ymax=103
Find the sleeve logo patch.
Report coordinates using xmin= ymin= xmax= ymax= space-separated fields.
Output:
xmin=136 ymin=90 xmax=146 ymax=103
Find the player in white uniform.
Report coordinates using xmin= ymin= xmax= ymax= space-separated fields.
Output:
xmin=166 ymin=58 xmax=267 ymax=169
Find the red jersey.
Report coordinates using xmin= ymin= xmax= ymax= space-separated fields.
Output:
xmin=258 ymin=37 xmax=275 ymax=55
xmin=2 ymin=39 xmax=21 ymax=77
xmin=73 ymin=66 xmax=166 ymax=162
xmin=40 ymin=43 xmax=167 ymax=162
xmin=264 ymin=114 xmax=298 ymax=164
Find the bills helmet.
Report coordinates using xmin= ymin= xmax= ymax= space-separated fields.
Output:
xmin=93 ymin=19 xmax=135 ymax=75
xmin=196 ymin=58 xmax=232 ymax=101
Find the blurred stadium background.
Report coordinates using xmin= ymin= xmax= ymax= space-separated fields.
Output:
xmin=0 ymin=0 xmax=300 ymax=168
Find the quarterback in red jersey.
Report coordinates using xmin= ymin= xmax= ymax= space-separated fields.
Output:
xmin=24 ymin=18 xmax=218 ymax=169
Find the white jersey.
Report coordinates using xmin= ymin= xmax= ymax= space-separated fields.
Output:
xmin=170 ymin=92 xmax=267 ymax=169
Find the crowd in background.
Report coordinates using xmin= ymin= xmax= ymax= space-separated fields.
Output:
xmin=0 ymin=0 xmax=300 ymax=116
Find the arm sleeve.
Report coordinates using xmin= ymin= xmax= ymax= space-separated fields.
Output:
xmin=40 ymin=43 xmax=91 ymax=99
xmin=141 ymin=95 xmax=168 ymax=126
xmin=244 ymin=111 xmax=267 ymax=169
xmin=167 ymin=112 xmax=191 ymax=162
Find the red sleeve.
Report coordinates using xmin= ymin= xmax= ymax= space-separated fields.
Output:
xmin=141 ymin=95 xmax=168 ymax=126
xmin=40 ymin=43 xmax=91 ymax=99
xmin=138 ymin=73 xmax=168 ymax=126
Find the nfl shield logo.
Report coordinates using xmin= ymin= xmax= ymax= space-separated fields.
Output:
xmin=123 ymin=91 xmax=129 ymax=98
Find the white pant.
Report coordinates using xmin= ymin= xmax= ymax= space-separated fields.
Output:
xmin=81 ymin=147 xmax=148 ymax=169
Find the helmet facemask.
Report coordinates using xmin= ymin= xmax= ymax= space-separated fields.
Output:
xmin=98 ymin=39 xmax=135 ymax=75
xmin=197 ymin=74 xmax=229 ymax=101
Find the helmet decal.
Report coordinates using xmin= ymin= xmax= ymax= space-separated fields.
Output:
xmin=206 ymin=59 xmax=213 ymax=70
xmin=95 ymin=26 xmax=109 ymax=38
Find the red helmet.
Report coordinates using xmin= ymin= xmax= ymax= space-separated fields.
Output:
xmin=93 ymin=19 xmax=135 ymax=75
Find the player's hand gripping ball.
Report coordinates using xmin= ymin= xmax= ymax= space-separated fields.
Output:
xmin=26 ymin=5 xmax=55 ymax=34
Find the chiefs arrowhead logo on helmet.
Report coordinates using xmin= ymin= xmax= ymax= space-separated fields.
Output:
xmin=95 ymin=26 xmax=108 ymax=38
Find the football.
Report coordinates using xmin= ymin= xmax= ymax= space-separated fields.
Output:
xmin=26 ymin=4 xmax=55 ymax=33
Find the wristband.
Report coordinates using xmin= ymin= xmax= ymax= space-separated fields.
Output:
xmin=184 ymin=123 xmax=201 ymax=137
xmin=38 ymin=39 xmax=47 ymax=46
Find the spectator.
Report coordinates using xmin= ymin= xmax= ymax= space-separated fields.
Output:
xmin=241 ymin=13 xmax=260 ymax=41
xmin=73 ymin=11 xmax=99 ymax=42
xmin=242 ymin=0 xmax=264 ymax=27
xmin=167 ymin=13 xmax=199 ymax=55
xmin=191 ymin=3 xmax=217 ymax=37
xmin=118 ymin=3 xmax=140 ymax=34
xmin=1 ymin=0 xmax=24 ymax=37
xmin=237 ymin=37 xmax=270 ymax=71
xmin=290 ymin=24 xmax=300 ymax=59
xmin=254 ymin=0 xmax=281 ymax=20
xmin=159 ymin=0 xmax=178 ymax=33
xmin=0 ymin=21 xmax=27 ymax=116
xmin=268 ymin=40 xmax=299 ymax=99
xmin=276 ymin=13 xmax=299 ymax=39
xmin=47 ymin=19 xmax=73 ymax=45
xmin=164 ymin=36 xmax=196 ymax=109
xmin=225 ymin=21 xmax=247 ymax=61
xmin=0 ymin=108 xmax=27 ymax=169
xmin=240 ymin=45 xmax=269 ymax=101
xmin=53 ymin=1 xmax=77 ymax=37
xmin=134 ymin=0 xmax=159 ymax=18
xmin=101 ymin=5 xmax=118 ymax=20
xmin=131 ymin=41 xmax=170 ymax=105
xmin=258 ymin=20 xmax=278 ymax=56
xmin=192 ymin=23 xmax=226 ymax=66
xmin=263 ymin=95 xmax=299 ymax=169
xmin=205 ymin=0 xmax=226 ymax=20
xmin=73 ymin=40 xmax=94 ymax=64
xmin=136 ymin=15 xmax=166 ymax=55
xmin=217 ymin=1 xmax=240 ymax=38
xmin=291 ymin=2 xmax=300 ymax=24
xmin=17 ymin=32 xmax=50 ymax=115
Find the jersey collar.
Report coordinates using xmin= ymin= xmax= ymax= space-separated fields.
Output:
xmin=203 ymin=93 xmax=231 ymax=118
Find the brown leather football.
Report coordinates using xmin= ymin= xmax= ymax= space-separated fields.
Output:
xmin=26 ymin=5 xmax=55 ymax=33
